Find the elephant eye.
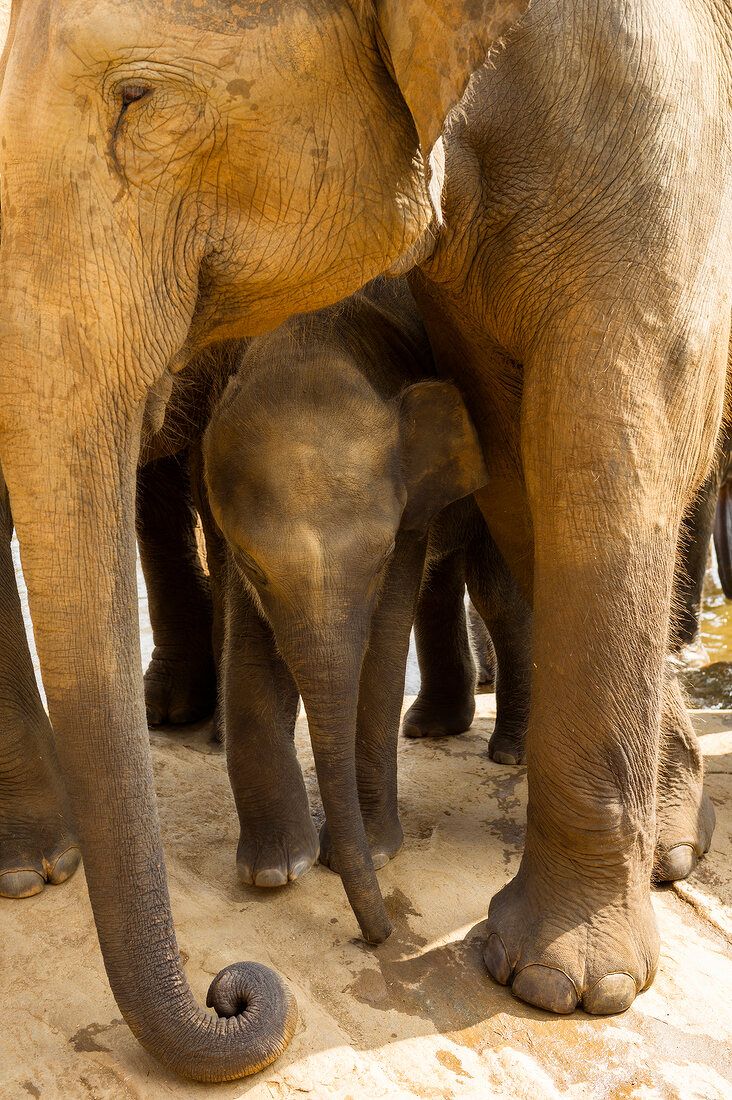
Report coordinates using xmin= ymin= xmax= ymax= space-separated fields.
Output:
xmin=120 ymin=84 xmax=152 ymax=107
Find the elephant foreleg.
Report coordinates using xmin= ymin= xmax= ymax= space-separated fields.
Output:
xmin=481 ymin=320 xmax=725 ymax=1017
xmin=136 ymin=452 xmax=216 ymax=726
xmin=223 ymin=561 xmax=317 ymax=887
xmin=0 ymin=461 xmax=80 ymax=897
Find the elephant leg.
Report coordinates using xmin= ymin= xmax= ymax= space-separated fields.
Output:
xmin=672 ymin=457 xmax=722 ymax=651
xmin=137 ymin=452 xmax=216 ymax=726
xmin=224 ymin=561 xmax=318 ymax=887
xmin=0 ymin=465 xmax=80 ymax=897
xmin=401 ymin=547 xmax=477 ymax=740
xmin=654 ymin=668 xmax=715 ymax=882
xmin=468 ymin=600 xmax=497 ymax=689
xmin=319 ymin=533 xmax=427 ymax=872
xmin=465 ymin=523 xmax=532 ymax=766
xmin=481 ymin=323 xmax=724 ymax=1017
xmin=189 ymin=441 xmax=229 ymax=741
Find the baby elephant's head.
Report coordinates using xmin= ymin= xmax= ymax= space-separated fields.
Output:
xmin=204 ymin=346 xmax=487 ymax=632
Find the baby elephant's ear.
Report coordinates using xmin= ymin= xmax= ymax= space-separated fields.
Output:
xmin=400 ymin=380 xmax=488 ymax=532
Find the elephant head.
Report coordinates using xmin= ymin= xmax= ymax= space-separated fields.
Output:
xmin=0 ymin=0 xmax=526 ymax=1080
xmin=204 ymin=333 xmax=488 ymax=944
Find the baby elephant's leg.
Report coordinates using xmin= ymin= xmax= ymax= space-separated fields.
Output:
xmin=224 ymin=562 xmax=317 ymax=887
xmin=465 ymin=523 xmax=532 ymax=765
xmin=137 ymin=452 xmax=217 ymax=726
xmin=319 ymin=533 xmax=427 ymax=872
xmin=401 ymin=547 xmax=477 ymax=739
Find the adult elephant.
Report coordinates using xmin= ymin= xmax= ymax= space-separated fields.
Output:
xmin=0 ymin=0 xmax=529 ymax=1082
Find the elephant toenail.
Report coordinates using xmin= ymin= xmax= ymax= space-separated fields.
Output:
xmin=0 ymin=869 xmax=45 ymax=898
xmin=48 ymin=846 xmax=81 ymax=884
xmin=583 ymin=973 xmax=636 ymax=1015
xmin=371 ymin=850 xmax=390 ymax=870
xmin=656 ymin=844 xmax=696 ymax=882
xmin=512 ymin=964 xmax=578 ymax=1014
xmin=491 ymin=749 xmax=520 ymax=766
xmin=483 ymin=933 xmax=512 ymax=985
xmin=289 ymin=858 xmax=313 ymax=881
xmin=254 ymin=868 xmax=288 ymax=888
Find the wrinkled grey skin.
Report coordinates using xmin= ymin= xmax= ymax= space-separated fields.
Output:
xmin=203 ymin=277 xmax=531 ymax=938
xmin=136 ymin=348 xmax=240 ymax=731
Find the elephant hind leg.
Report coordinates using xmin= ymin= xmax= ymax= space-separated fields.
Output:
xmin=654 ymin=669 xmax=714 ymax=882
xmin=464 ymin=518 xmax=532 ymax=766
xmin=137 ymin=452 xmax=216 ymax=727
xmin=0 ymin=465 xmax=80 ymax=897
xmin=483 ymin=314 xmax=725 ymax=1018
xmin=401 ymin=543 xmax=476 ymax=740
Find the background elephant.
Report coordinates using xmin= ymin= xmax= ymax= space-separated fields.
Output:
xmin=204 ymin=276 xmax=532 ymax=942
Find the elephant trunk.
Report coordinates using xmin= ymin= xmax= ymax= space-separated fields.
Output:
xmin=284 ymin=622 xmax=392 ymax=944
xmin=0 ymin=346 xmax=296 ymax=1079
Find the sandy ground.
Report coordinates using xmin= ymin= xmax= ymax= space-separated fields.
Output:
xmin=1 ymin=692 xmax=731 ymax=1100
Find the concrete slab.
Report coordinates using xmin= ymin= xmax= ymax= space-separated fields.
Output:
xmin=2 ymin=697 xmax=730 ymax=1100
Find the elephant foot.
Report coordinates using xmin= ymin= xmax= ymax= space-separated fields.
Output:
xmin=654 ymin=717 xmax=714 ymax=882
xmin=319 ymin=808 xmax=403 ymax=873
xmin=0 ymin=723 xmax=81 ymax=898
xmin=483 ymin=864 xmax=659 ymax=1015
xmin=236 ymin=813 xmax=319 ymax=888
xmin=144 ymin=643 xmax=217 ymax=726
xmin=488 ymin=724 xmax=525 ymax=766
xmin=401 ymin=691 xmax=475 ymax=740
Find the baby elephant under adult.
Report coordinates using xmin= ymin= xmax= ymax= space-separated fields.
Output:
xmin=204 ymin=277 xmax=531 ymax=944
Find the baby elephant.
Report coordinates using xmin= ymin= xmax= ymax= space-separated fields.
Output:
xmin=204 ymin=277 xmax=530 ymax=944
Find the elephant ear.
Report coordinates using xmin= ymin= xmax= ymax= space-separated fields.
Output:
xmin=373 ymin=0 xmax=529 ymax=156
xmin=399 ymin=380 xmax=488 ymax=532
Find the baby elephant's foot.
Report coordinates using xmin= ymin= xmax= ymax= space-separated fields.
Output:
xmin=484 ymin=866 xmax=659 ymax=1015
xmin=237 ymin=814 xmax=319 ymax=888
xmin=0 ymin=729 xmax=81 ymax=898
xmin=402 ymin=691 xmax=475 ymax=740
xmin=144 ymin=644 xmax=217 ymax=726
xmin=488 ymin=724 xmax=525 ymax=766
xmin=319 ymin=810 xmax=403 ymax=873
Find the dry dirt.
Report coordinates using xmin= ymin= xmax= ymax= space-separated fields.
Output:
xmin=2 ymin=695 xmax=731 ymax=1100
